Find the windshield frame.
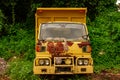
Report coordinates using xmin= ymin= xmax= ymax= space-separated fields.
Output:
xmin=39 ymin=22 xmax=88 ymax=41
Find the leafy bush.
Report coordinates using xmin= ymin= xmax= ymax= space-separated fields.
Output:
xmin=88 ymin=11 xmax=120 ymax=73
xmin=0 ymin=37 xmax=13 ymax=60
xmin=0 ymin=9 xmax=7 ymax=36
xmin=0 ymin=23 xmax=35 ymax=61
xmin=7 ymin=60 xmax=40 ymax=80
xmin=0 ymin=9 xmax=4 ymax=30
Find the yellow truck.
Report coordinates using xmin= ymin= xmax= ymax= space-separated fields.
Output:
xmin=33 ymin=8 xmax=93 ymax=75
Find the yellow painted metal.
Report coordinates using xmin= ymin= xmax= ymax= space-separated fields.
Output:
xmin=35 ymin=8 xmax=87 ymax=42
xmin=34 ymin=8 xmax=93 ymax=75
xmin=33 ymin=55 xmax=93 ymax=74
xmin=33 ymin=66 xmax=93 ymax=74
xmin=67 ymin=42 xmax=82 ymax=54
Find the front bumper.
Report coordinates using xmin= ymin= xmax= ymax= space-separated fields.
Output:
xmin=33 ymin=65 xmax=93 ymax=74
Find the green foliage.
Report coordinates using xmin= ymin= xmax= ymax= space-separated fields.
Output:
xmin=11 ymin=1 xmax=16 ymax=25
xmin=0 ymin=9 xmax=5 ymax=24
xmin=31 ymin=3 xmax=42 ymax=11
xmin=0 ymin=23 xmax=35 ymax=60
xmin=67 ymin=75 xmax=91 ymax=80
xmin=0 ymin=9 xmax=6 ymax=36
xmin=0 ymin=37 xmax=13 ymax=60
xmin=0 ymin=0 xmax=117 ymax=23
xmin=7 ymin=60 xmax=40 ymax=80
xmin=88 ymin=11 xmax=120 ymax=73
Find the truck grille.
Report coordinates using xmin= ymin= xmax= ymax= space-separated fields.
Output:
xmin=54 ymin=57 xmax=73 ymax=65
xmin=55 ymin=67 xmax=71 ymax=73
xmin=54 ymin=57 xmax=74 ymax=73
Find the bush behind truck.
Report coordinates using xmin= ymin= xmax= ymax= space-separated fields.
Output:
xmin=33 ymin=8 xmax=93 ymax=75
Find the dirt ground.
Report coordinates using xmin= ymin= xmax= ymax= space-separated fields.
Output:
xmin=0 ymin=75 xmax=10 ymax=80
xmin=38 ymin=73 xmax=120 ymax=80
xmin=0 ymin=73 xmax=120 ymax=80
xmin=91 ymin=73 xmax=120 ymax=80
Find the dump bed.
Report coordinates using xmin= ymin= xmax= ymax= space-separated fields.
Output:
xmin=35 ymin=8 xmax=87 ymax=40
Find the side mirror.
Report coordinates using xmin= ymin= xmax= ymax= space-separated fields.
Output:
xmin=82 ymin=35 xmax=89 ymax=40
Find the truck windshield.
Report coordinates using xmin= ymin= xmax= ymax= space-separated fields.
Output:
xmin=40 ymin=23 xmax=87 ymax=41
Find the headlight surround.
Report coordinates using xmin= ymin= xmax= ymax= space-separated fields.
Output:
xmin=82 ymin=45 xmax=92 ymax=53
xmin=77 ymin=58 xmax=89 ymax=66
xmin=36 ymin=59 xmax=50 ymax=66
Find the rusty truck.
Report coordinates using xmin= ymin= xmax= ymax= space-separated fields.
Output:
xmin=33 ymin=8 xmax=93 ymax=75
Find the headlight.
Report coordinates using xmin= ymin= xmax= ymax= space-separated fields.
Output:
xmin=55 ymin=57 xmax=62 ymax=65
xmin=77 ymin=58 xmax=89 ymax=66
xmin=84 ymin=59 xmax=89 ymax=65
xmin=65 ymin=58 xmax=71 ymax=65
xmin=39 ymin=59 xmax=44 ymax=65
xmin=36 ymin=59 xmax=50 ymax=66
xmin=77 ymin=59 xmax=83 ymax=65
xmin=45 ymin=59 xmax=50 ymax=65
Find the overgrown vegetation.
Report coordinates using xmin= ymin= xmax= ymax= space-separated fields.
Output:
xmin=0 ymin=23 xmax=35 ymax=61
xmin=0 ymin=0 xmax=120 ymax=80
xmin=88 ymin=11 xmax=120 ymax=73
xmin=7 ymin=60 xmax=40 ymax=80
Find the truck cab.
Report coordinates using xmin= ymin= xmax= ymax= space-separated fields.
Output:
xmin=33 ymin=8 xmax=93 ymax=74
